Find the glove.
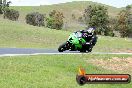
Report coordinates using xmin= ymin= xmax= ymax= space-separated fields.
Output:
xmin=82 ymin=33 xmax=88 ymax=38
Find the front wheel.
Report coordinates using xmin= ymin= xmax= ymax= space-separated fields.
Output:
xmin=58 ymin=42 xmax=67 ymax=52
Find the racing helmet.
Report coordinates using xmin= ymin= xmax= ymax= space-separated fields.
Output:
xmin=86 ymin=27 xmax=95 ymax=36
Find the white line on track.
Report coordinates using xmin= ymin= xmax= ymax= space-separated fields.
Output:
xmin=0 ymin=52 xmax=132 ymax=57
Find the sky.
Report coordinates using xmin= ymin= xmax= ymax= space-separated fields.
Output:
xmin=8 ymin=0 xmax=132 ymax=8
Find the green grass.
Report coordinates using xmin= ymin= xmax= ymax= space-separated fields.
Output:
xmin=0 ymin=19 xmax=70 ymax=48
xmin=0 ymin=54 xmax=131 ymax=88
xmin=93 ymin=36 xmax=132 ymax=52
xmin=0 ymin=19 xmax=132 ymax=52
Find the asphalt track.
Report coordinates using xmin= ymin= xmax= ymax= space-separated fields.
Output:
xmin=0 ymin=48 xmax=132 ymax=57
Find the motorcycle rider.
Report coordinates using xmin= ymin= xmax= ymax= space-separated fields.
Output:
xmin=76 ymin=27 xmax=98 ymax=52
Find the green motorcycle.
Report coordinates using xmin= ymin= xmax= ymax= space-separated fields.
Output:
xmin=58 ymin=32 xmax=88 ymax=52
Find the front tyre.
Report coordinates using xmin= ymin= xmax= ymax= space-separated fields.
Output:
xmin=58 ymin=42 xmax=67 ymax=52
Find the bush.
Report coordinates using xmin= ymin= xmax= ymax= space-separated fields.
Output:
xmin=3 ymin=8 xmax=19 ymax=21
xmin=117 ymin=5 xmax=132 ymax=37
xmin=46 ymin=10 xmax=64 ymax=30
xmin=25 ymin=12 xmax=45 ymax=26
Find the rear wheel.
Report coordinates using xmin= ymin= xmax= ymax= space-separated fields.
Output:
xmin=80 ymin=45 xmax=86 ymax=53
xmin=88 ymin=48 xmax=92 ymax=52
xmin=80 ymin=49 xmax=86 ymax=53
xmin=87 ymin=45 xmax=93 ymax=52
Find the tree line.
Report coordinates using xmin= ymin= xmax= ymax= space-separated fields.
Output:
xmin=73 ymin=5 xmax=132 ymax=37
xmin=0 ymin=1 xmax=131 ymax=37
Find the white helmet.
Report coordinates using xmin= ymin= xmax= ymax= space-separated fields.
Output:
xmin=86 ymin=27 xmax=95 ymax=36
xmin=87 ymin=28 xmax=95 ymax=34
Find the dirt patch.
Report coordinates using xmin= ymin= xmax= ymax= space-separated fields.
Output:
xmin=87 ymin=57 xmax=132 ymax=73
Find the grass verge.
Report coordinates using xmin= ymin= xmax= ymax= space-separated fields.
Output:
xmin=0 ymin=19 xmax=132 ymax=52
xmin=0 ymin=54 xmax=131 ymax=88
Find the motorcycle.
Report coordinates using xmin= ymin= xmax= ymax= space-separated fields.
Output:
xmin=58 ymin=32 xmax=92 ymax=52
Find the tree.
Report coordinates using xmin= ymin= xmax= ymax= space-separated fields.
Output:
xmin=4 ymin=8 xmax=19 ymax=21
xmin=0 ymin=0 xmax=19 ymax=21
xmin=117 ymin=5 xmax=132 ymax=37
xmin=25 ymin=12 xmax=45 ymax=26
xmin=84 ymin=5 xmax=112 ymax=36
xmin=0 ymin=0 xmax=11 ymax=14
xmin=126 ymin=5 xmax=132 ymax=37
xmin=46 ymin=10 xmax=64 ymax=30
xmin=109 ymin=17 xmax=117 ymax=31
xmin=117 ymin=10 xmax=128 ymax=37
xmin=0 ymin=0 xmax=2 ymax=14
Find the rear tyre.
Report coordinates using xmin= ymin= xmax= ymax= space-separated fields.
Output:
xmin=87 ymin=46 xmax=93 ymax=52
xmin=80 ymin=45 xmax=86 ymax=53
xmin=88 ymin=48 xmax=92 ymax=52
xmin=80 ymin=49 xmax=86 ymax=53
